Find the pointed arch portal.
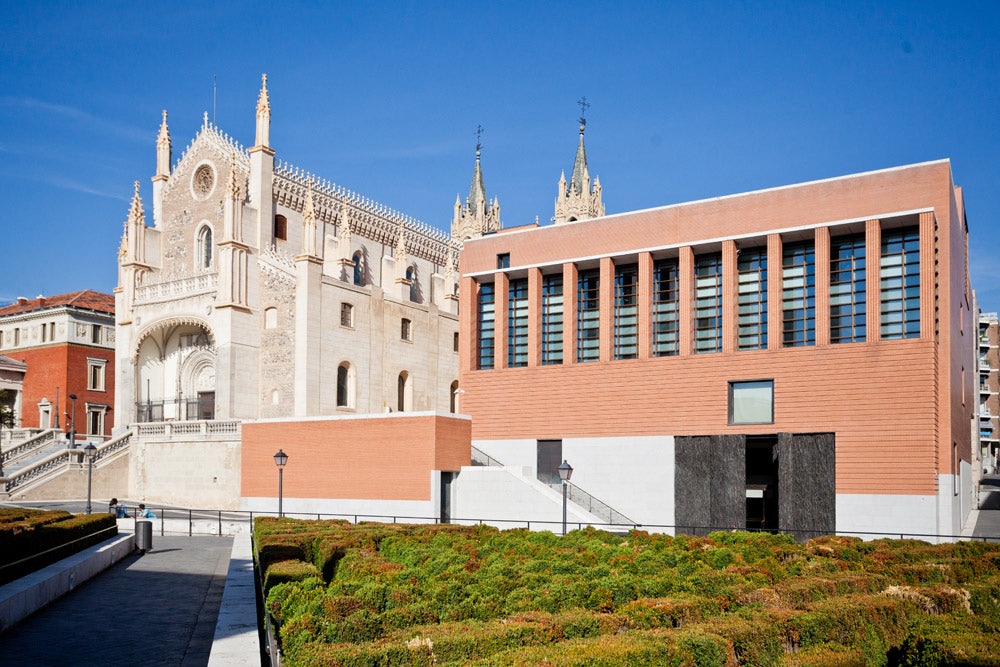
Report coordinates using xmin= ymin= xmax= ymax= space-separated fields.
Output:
xmin=134 ymin=318 xmax=217 ymax=421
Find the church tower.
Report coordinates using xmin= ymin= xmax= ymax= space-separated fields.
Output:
xmin=554 ymin=98 xmax=604 ymax=223
xmin=452 ymin=126 xmax=501 ymax=240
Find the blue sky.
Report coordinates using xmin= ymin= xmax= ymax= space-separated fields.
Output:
xmin=2 ymin=2 xmax=999 ymax=307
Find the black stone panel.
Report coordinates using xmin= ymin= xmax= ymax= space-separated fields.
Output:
xmin=675 ymin=435 xmax=745 ymax=535
xmin=675 ymin=436 xmax=713 ymax=534
xmin=712 ymin=434 xmax=747 ymax=531
xmin=778 ymin=432 xmax=836 ymax=540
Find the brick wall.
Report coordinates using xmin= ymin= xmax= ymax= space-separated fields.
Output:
xmin=241 ymin=413 xmax=471 ymax=501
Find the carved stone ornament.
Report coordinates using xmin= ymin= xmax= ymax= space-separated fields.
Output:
xmin=192 ymin=163 xmax=216 ymax=199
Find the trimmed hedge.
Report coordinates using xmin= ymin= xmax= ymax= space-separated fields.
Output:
xmin=253 ymin=519 xmax=1000 ymax=666
xmin=0 ymin=510 xmax=118 ymax=585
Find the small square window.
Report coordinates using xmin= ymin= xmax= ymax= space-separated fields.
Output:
xmin=401 ymin=318 xmax=412 ymax=341
xmin=497 ymin=253 xmax=510 ymax=269
xmin=341 ymin=302 xmax=354 ymax=328
xmin=729 ymin=380 xmax=774 ymax=424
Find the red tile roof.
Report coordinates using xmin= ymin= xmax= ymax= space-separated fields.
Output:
xmin=0 ymin=290 xmax=115 ymax=317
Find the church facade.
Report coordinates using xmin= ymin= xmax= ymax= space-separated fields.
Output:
xmin=114 ymin=76 xmax=468 ymax=430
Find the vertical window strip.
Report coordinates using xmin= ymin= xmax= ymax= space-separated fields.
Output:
xmin=477 ymin=283 xmax=495 ymax=369
xmin=829 ymin=234 xmax=867 ymax=343
xmin=614 ymin=265 xmax=638 ymax=359
xmin=508 ymin=278 xmax=529 ymax=367
xmin=577 ymin=269 xmax=600 ymax=362
xmin=541 ymin=275 xmax=564 ymax=364
xmin=694 ymin=253 xmax=723 ymax=353
xmin=737 ymin=248 xmax=768 ymax=350
xmin=782 ymin=242 xmax=816 ymax=347
xmin=653 ymin=258 xmax=680 ymax=356
xmin=880 ymin=227 xmax=920 ymax=339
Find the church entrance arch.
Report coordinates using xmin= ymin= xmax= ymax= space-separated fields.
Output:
xmin=133 ymin=318 xmax=216 ymax=422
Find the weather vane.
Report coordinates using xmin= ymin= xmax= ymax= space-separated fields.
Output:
xmin=475 ymin=124 xmax=484 ymax=153
xmin=578 ymin=96 xmax=590 ymax=126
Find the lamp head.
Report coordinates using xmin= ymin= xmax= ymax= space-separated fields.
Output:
xmin=557 ymin=460 xmax=573 ymax=482
xmin=273 ymin=449 xmax=288 ymax=467
xmin=83 ymin=443 xmax=97 ymax=460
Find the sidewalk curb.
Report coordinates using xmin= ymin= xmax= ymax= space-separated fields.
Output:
xmin=0 ymin=532 xmax=135 ymax=632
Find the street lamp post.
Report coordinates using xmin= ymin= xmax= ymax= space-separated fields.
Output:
xmin=557 ymin=459 xmax=573 ymax=536
xmin=83 ymin=443 xmax=97 ymax=514
xmin=68 ymin=394 xmax=77 ymax=449
xmin=274 ymin=449 xmax=288 ymax=517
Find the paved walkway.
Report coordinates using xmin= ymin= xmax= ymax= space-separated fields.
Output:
xmin=0 ymin=535 xmax=234 ymax=666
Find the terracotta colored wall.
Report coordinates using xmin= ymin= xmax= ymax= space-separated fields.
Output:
xmin=241 ymin=414 xmax=471 ymax=500
xmin=458 ymin=161 xmax=972 ymax=498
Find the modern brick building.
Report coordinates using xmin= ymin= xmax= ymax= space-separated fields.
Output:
xmin=0 ymin=291 xmax=116 ymax=439
xmin=458 ymin=158 xmax=976 ymax=539
xmin=977 ymin=311 xmax=999 ymax=473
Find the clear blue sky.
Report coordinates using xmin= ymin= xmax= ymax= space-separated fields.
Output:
xmin=2 ymin=2 xmax=999 ymax=307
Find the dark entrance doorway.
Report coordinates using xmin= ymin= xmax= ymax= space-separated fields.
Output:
xmin=745 ymin=436 xmax=779 ymax=531
xmin=440 ymin=472 xmax=455 ymax=523
xmin=197 ymin=391 xmax=215 ymax=420
xmin=537 ymin=439 xmax=562 ymax=485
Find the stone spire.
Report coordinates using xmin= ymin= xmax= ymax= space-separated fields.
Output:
xmin=451 ymin=126 xmax=501 ymax=240
xmin=254 ymin=73 xmax=271 ymax=148
xmin=554 ymin=98 xmax=604 ymax=224
xmin=120 ymin=181 xmax=147 ymax=266
xmin=155 ymin=110 xmax=171 ymax=178
xmin=395 ymin=220 xmax=407 ymax=266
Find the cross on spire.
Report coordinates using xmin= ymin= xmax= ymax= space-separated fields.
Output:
xmin=578 ymin=96 xmax=590 ymax=126
xmin=475 ymin=124 xmax=484 ymax=154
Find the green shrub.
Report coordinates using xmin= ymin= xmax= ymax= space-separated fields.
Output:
xmin=263 ymin=559 xmax=321 ymax=593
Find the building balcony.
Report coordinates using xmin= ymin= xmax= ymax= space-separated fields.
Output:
xmin=134 ymin=273 xmax=218 ymax=305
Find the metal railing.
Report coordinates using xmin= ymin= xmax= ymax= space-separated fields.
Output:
xmin=470 ymin=445 xmax=504 ymax=467
xmin=97 ymin=505 xmax=1000 ymax=545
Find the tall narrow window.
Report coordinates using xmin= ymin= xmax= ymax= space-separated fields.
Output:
xmin=477 ymin=283 xmax=495 ymax=370
xmin=880 ymin=227 xmax=920 ymax=339
xmin=87 ymin=359 xmax=106 ymax=391
xmin=336 ymin=363 xmax=354 ymax=408
xmin=653 ymin=258 xmax=680 ymax=356
xmin=694 ymin=253 xmax=722 ymax=353
xmin=352 ymin=251 xmax=363 ymax=285
xmin=782 ymin=241 xmax=816 ymax=347
xmin=91 ymin=324 xmax=101 ymax=344
xmin=542 ymin=274 xmax=564 ymax=365
xmin=397 ymin=371 xmax=411 ymax=411
xmin=198 ymin=225 xmax=213 ymax=269
xmin=401 ymin=318 xmax=412 ymax=341
xmin=830 ymin=233 xmax=866 ymax=344
xmin=737 ymin=247 xmax=767 ymax=350
xmin=450 ymin=380 xmax=459 ymax=413
xmin=577 ymin=269 xmax=600 ymax=362
xmin=614 ymin=264 xmax=638 ymax=359
xmin=508 ymin=278 xmax=529 ymax=367
xmin=340 ymin=303 xmax=354 ymax=328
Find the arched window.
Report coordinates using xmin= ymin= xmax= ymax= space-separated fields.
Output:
xmin=397 ymin=371 xmax=411 ymax=412
xmin=352 ymin=251 xmax=363 ymax=286
xmin=406 ymin=265 xmax=417 ymax=302
xmin=450 ymin=381 xmax=459 ymax=413
xmin=264 ymin=307 xmax=277 ymax=329
xmin=337 ymin=362 xmax=355 ymax=408
xmin=197 ymin=225 xmax=213 ymax=270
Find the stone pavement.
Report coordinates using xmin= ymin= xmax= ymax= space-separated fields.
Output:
xmin=0 ymin=535 xmax=234 ymax=666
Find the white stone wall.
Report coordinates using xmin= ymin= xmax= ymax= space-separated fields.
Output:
xmin=129 ymin=438 xmax=242 ymax=509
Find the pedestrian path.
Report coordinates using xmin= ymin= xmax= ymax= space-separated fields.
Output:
xmin=0 ymin=535 xmax=233 ymax=666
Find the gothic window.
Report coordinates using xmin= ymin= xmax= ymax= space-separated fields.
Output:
xmin=450 ymin=380 xmax=459 ymax=413
xmin=406 ymin=266 xmax=417 ymax=302
xmin=197 ymin=225 xmax=214 ymax=270
xmin=264 ymin=307 xmax=277 ymax=329
xmin=352 ymin=251 xmax=363 ymax=285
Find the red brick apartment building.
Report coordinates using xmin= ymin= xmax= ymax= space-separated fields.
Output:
xmin=0 ymin=291 xmax=116 ymax=439
xmin=458 ymin=159 xmax=975 ymax=539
